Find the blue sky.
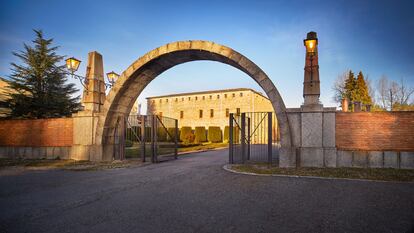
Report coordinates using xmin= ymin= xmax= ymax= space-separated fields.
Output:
xmin=0 ymin=0 xmax=413 ymax=109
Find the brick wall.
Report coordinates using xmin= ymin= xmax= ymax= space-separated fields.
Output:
xmin=336 ymin=112 xmax=414 ymax=151
xmin=0 ymin=118 xmax=73 ymax=147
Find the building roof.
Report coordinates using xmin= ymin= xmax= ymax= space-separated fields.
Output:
xmin=146 ymin=88 xmax=269 ymax=100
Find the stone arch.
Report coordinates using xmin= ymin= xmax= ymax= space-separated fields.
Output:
xmin=95 ymin=40 xmax=293 ymax=160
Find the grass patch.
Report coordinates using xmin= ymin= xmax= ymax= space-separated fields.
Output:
xmin=231 ymin=164 xmax=414 ymax=182
xmin=0 ymin=158 xmax=143 ymax=172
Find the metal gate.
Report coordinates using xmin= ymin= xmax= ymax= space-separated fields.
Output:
xmin=229 ymin=112 xmax=279 ymax=165
xmin=121 ymin=114 xmax=178 ymax=163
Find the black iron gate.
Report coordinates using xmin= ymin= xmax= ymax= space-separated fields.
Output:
xmin=121 ymin=114 xmax=178 ymax=163
xmin=229 ymin=112 xmax=279 ymax=165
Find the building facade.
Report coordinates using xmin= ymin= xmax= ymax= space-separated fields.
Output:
xmin=146 ymin=88 xmax=276 ymax=130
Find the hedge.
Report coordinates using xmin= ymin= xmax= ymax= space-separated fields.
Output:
xmin=223 ymin=126 xmax=239 ymax=143
xmin=126 ymin=126 xmax=141 ymax=141
xmin=194 ymin=127 xmax=207 ymax=143
xmin=208 ymin=126 xmax=222 ymax=143
xmin=180 ymin=127 xmax=194 ymax=143
xmin=157 ymin=127 xmax=167 ymax=142
xmin=125 ymin=139 xmax=133 ymax=147
xmin=167 ymin=127 xmax=179 ymax=142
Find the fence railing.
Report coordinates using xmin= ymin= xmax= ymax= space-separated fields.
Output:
xmin=229 ymin=112 xmax=279 ymax=165
xmin=123 ymin=114 xmax=178 ymax=162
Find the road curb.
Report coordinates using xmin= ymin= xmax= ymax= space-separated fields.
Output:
xmin=222 ymin=164 xmax=414 ymax=184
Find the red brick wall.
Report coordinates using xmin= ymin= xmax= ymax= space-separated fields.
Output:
xmin=336 ymin=112 xmax=414 ymax=151
xmin=0 ymin=118 xmax=73 ymax=147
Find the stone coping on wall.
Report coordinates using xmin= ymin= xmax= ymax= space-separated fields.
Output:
xmin=286 ymin=107 xmax=337 ymax=113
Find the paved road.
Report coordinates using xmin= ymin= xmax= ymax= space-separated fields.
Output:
xmin=1 ymin=149 xmax=413 ymax=233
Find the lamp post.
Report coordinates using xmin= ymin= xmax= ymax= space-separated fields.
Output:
xmin=304 ymin=36 xmax=317 ymax=86
xmin=65 ymin=57 xmax=118 ymax=90
xmin=106 ymin=71 xmax=120 ymax=86
xmin=302 ymin=31 xmax=321 ymax=107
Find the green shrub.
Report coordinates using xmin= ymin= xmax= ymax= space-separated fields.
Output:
xmin=194 ymin=126 xmax=207 ymax=143
xmin=125 ymin=139 xmax=133 ymax=147
xmin=126 ymin=126 xmax=141 ymax=141
xmin=208 ymin=126 xmax=222 ymax=143
xmin=167 ymin=127 xmax=179 ymax=142
xmin=157 ymin=127 xmax=167 ymax=142
xmin=180 ymin=127 xmax=193 ymax=143
xmin=183 ymin=131 xmax=195 ymax=144
xmin=144 ymin=127 xmax=151 ymax=142
xmin=223 ymin=126 xmax=239 ymax=143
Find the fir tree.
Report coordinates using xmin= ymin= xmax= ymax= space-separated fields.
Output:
xmin=355 ymin=71 xmax=372 ymax=106
xmin=1 ymin=30 xmax=80 ymax=118
xmin=344 ymin=70 xmax=356 ymax=110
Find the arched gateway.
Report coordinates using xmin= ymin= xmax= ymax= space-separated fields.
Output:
xmin=94 ymin=40 xmax=293 ymax=161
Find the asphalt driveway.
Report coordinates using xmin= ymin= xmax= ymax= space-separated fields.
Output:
xmin=0 ymin=149 xmax=413 ymax=233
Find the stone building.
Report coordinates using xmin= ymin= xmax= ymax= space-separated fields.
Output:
xmin=0 ymin=78 xmax=12 ymax=117
xmin=146 ymin=88 xmax=276 ymax=131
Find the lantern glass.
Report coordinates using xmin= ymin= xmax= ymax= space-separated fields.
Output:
xmin=304 ymin=39 xmax=317 ymax=54
xmin=65 ymin=57 xmax=81 ymax=73
xmin=106 ymin=71 xmax=119 ymax=84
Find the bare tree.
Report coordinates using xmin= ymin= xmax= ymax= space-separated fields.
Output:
xmin=397 ymin=78 xmax=414 ymax=105
xmin=377 ymin=75 xmax=389 ymax=109
xmin=332 ymin=71 xmax=348 ymax=104
xmin=376 ymin=76 xmax=413 ymax=110
xmin=364 ymin=75 xmax=376 ymax=105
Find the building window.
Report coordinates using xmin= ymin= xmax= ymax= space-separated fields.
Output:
xmin=217 ymin=95 xmax=220 ymax=99
xmin=202 ymin=96 xmax=205 ymax=100
xmin=224 ymin=94 xmax=227 ymax=98
xmin=210 ymin=109 xmax=214 ymax=118
xmin=188 ymin=97 xmax=191 ymax=100
xmin=199 ymin=110 xmax=203 ymax=118
xmin=195 ymin=96 xmax=198 ymax=101
xmin=225 ymin=108 xmax=229 ymax=117
xmin=240 ymin=92 xmax=243 ymax=97
xmin=159 ymin=99 xmax=162 ymax=103
xmin=232 ymin=93 xmax=235 ymax=97
xmin=236 ymin=108 xmax=240 ymax=116
xmin=175 ymin=98 xmax=178 ymax=102
xmin=166 ymin=99 xmax=168 ymax=103
xmin=159 ymin=112 xmax=163 ymax=117
xmin=180 ymin=111 xmax=184 ymax=119
xmin=181 ymin=97 xmax=184 ymax=101
xmin=209 ymin=95 xmax=212 ymax=99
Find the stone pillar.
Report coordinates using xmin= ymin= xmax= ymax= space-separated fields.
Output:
xmin=82 ymin=51 xmax=106 ymax=112
xmin=354 ymin=101 xmax=361 ymax=112
xmin=70 ymin=51 xmax=106 ymax=161
xmin=302 ymin=31 xmax=321 ymax=109
xmin=341 ymin=98 xmax=348 ymax=112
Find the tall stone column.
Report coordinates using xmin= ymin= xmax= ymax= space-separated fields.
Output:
xmin=70 ymin=51 xmax=106 ymax=161
xmin=82 ymin=51 xmax=106 ymax=112
xmin=302 ymin=31 xmax=322 ymax=111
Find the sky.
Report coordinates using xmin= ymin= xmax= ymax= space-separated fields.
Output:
xmin=0 ymin=0 xmax=413 ymax=111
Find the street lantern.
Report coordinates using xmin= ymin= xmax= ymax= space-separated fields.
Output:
xmin=106 ymin=71 xmax=119 ymax=85
xmin=304 ymin=38 xmax=317 ymax=55
xmin=65 ymin=57 xmax=81 ymax=73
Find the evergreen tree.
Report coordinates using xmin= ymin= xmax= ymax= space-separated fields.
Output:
xmin=1 ymin=30 xmax=80 ymax=118
xmin=344 ymin=70 xmax=356 ymax=110
xmin=355 ymin=71 xmax=372 ymax=106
